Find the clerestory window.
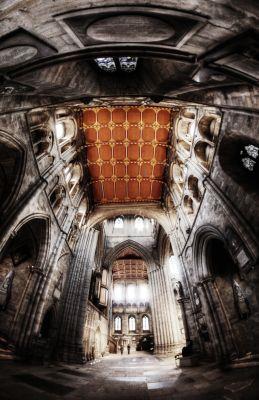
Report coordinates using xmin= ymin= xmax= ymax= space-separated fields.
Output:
xmin=95 ymin=57 xmax=138 ymax=73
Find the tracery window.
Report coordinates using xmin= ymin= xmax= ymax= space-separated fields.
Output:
xmin=128 ymin=316 xmax=136 ymax=332
xmin=95 ymin=57 xmax=138 ymax=73
xmin=240 ymin=144 xmax=259 ymax=171
xmin=114 ymin=316 xmax=122 ymax=332
xmin=142 ymin=315 xmax=150 ymax=331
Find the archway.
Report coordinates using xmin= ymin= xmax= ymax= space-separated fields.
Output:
xmin=207 ymin=238 xmax=251 ymax=357
xmin=194 ymin=227 xmax=253 ymax=361
xmin=0 ymin=218 xmax=48 ymax=345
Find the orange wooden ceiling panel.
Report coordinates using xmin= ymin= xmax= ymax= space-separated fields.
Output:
xmin=112 ymin=259 xmax=148 ymax=280
xmin=83 ymin=106 xmax=171 ymax=204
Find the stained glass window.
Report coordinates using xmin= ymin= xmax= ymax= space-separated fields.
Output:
xmin=95 ymin=57 xmax=137 ymax=73
xmin=240 ymin=144 xmax=259 ymax=171
xmin=95 ymin=57 xmax=116 ymax=72
xmin=119 ymin=57 xmax=138 ymax=72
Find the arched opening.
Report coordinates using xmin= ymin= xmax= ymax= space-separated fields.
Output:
xmin=64 ymin=162 xmax=83 ymax=198
xmin=0 ymin=218 xmax=48 ymax=343
xmin=205 ymin=238 xmax=252 ymax=358
xmin=128 ymin=316 xmax=136 ymax=332
xmin=142 ymin=315 xmax=150 ymax=332
xmin=55 ymin=117 xmax=77 ymax=154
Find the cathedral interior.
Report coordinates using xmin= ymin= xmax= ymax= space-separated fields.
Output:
xmin=0 ymin=1 xmax=259 ymax=399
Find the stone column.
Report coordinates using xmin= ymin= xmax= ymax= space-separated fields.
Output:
xmin=149 ymin=264 xmax=176 ymax=354
xmin=200 ymin=278 xmax=238 ymax=361
xmin=57 ymin=226 xmax=99 ymax=362
xmin=148 ymin=266 xmax=163 ymax=353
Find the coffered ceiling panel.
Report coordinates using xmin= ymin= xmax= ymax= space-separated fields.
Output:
xmin=112 ymin=259 xmax=148 ymax=280
xmin=83 ymin=106 xmax=172 ymax=204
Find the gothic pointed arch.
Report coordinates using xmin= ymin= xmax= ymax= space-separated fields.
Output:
xmin=104 ymin=239 xmax=154 ymax=268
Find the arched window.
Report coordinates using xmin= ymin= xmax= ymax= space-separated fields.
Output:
xmin=114 ymin=316 xmax=122 ymax=332
xmin=114 ymin=217 xmax=124 ymax=229
xmin=128 ymin=316 xmax=136 ymax=332
xmin=135 ymin=216 xmax=144 ymax=231
xmin=142 ymin=315 xmax=150 ymax=331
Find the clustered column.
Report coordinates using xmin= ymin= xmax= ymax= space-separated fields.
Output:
xmin=58 ymin=226 xmax=99 ymax=362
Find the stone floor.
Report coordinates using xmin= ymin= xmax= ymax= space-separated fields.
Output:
xmin=0 ymin=351 xmax=259 ymax=400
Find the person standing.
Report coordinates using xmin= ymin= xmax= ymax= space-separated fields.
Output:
xmin=127 ymin=344 xmax=131 ymax=354
xmin=120 ymin=345 xmax=124 ymax=355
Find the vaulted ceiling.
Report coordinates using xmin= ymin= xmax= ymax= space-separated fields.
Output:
xmin=83 ymin=106 xmax=173 ymax=204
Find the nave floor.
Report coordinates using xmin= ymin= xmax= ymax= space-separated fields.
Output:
xmin=0 ymin=351 xmax=259 ymax=400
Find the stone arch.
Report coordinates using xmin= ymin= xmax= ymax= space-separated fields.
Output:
xmin=85 ymin=205 xmax=172 ymax=236
xmin=193 ymin=224 xmax=225 ymax=281
xmin=0 ymin=130 xmax=26 ymax=215
xmin=105 ymin=240 xmax=154 ymax=269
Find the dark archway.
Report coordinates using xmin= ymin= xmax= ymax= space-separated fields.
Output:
xmin=0 ymin=218 xmax=48 ymax=344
